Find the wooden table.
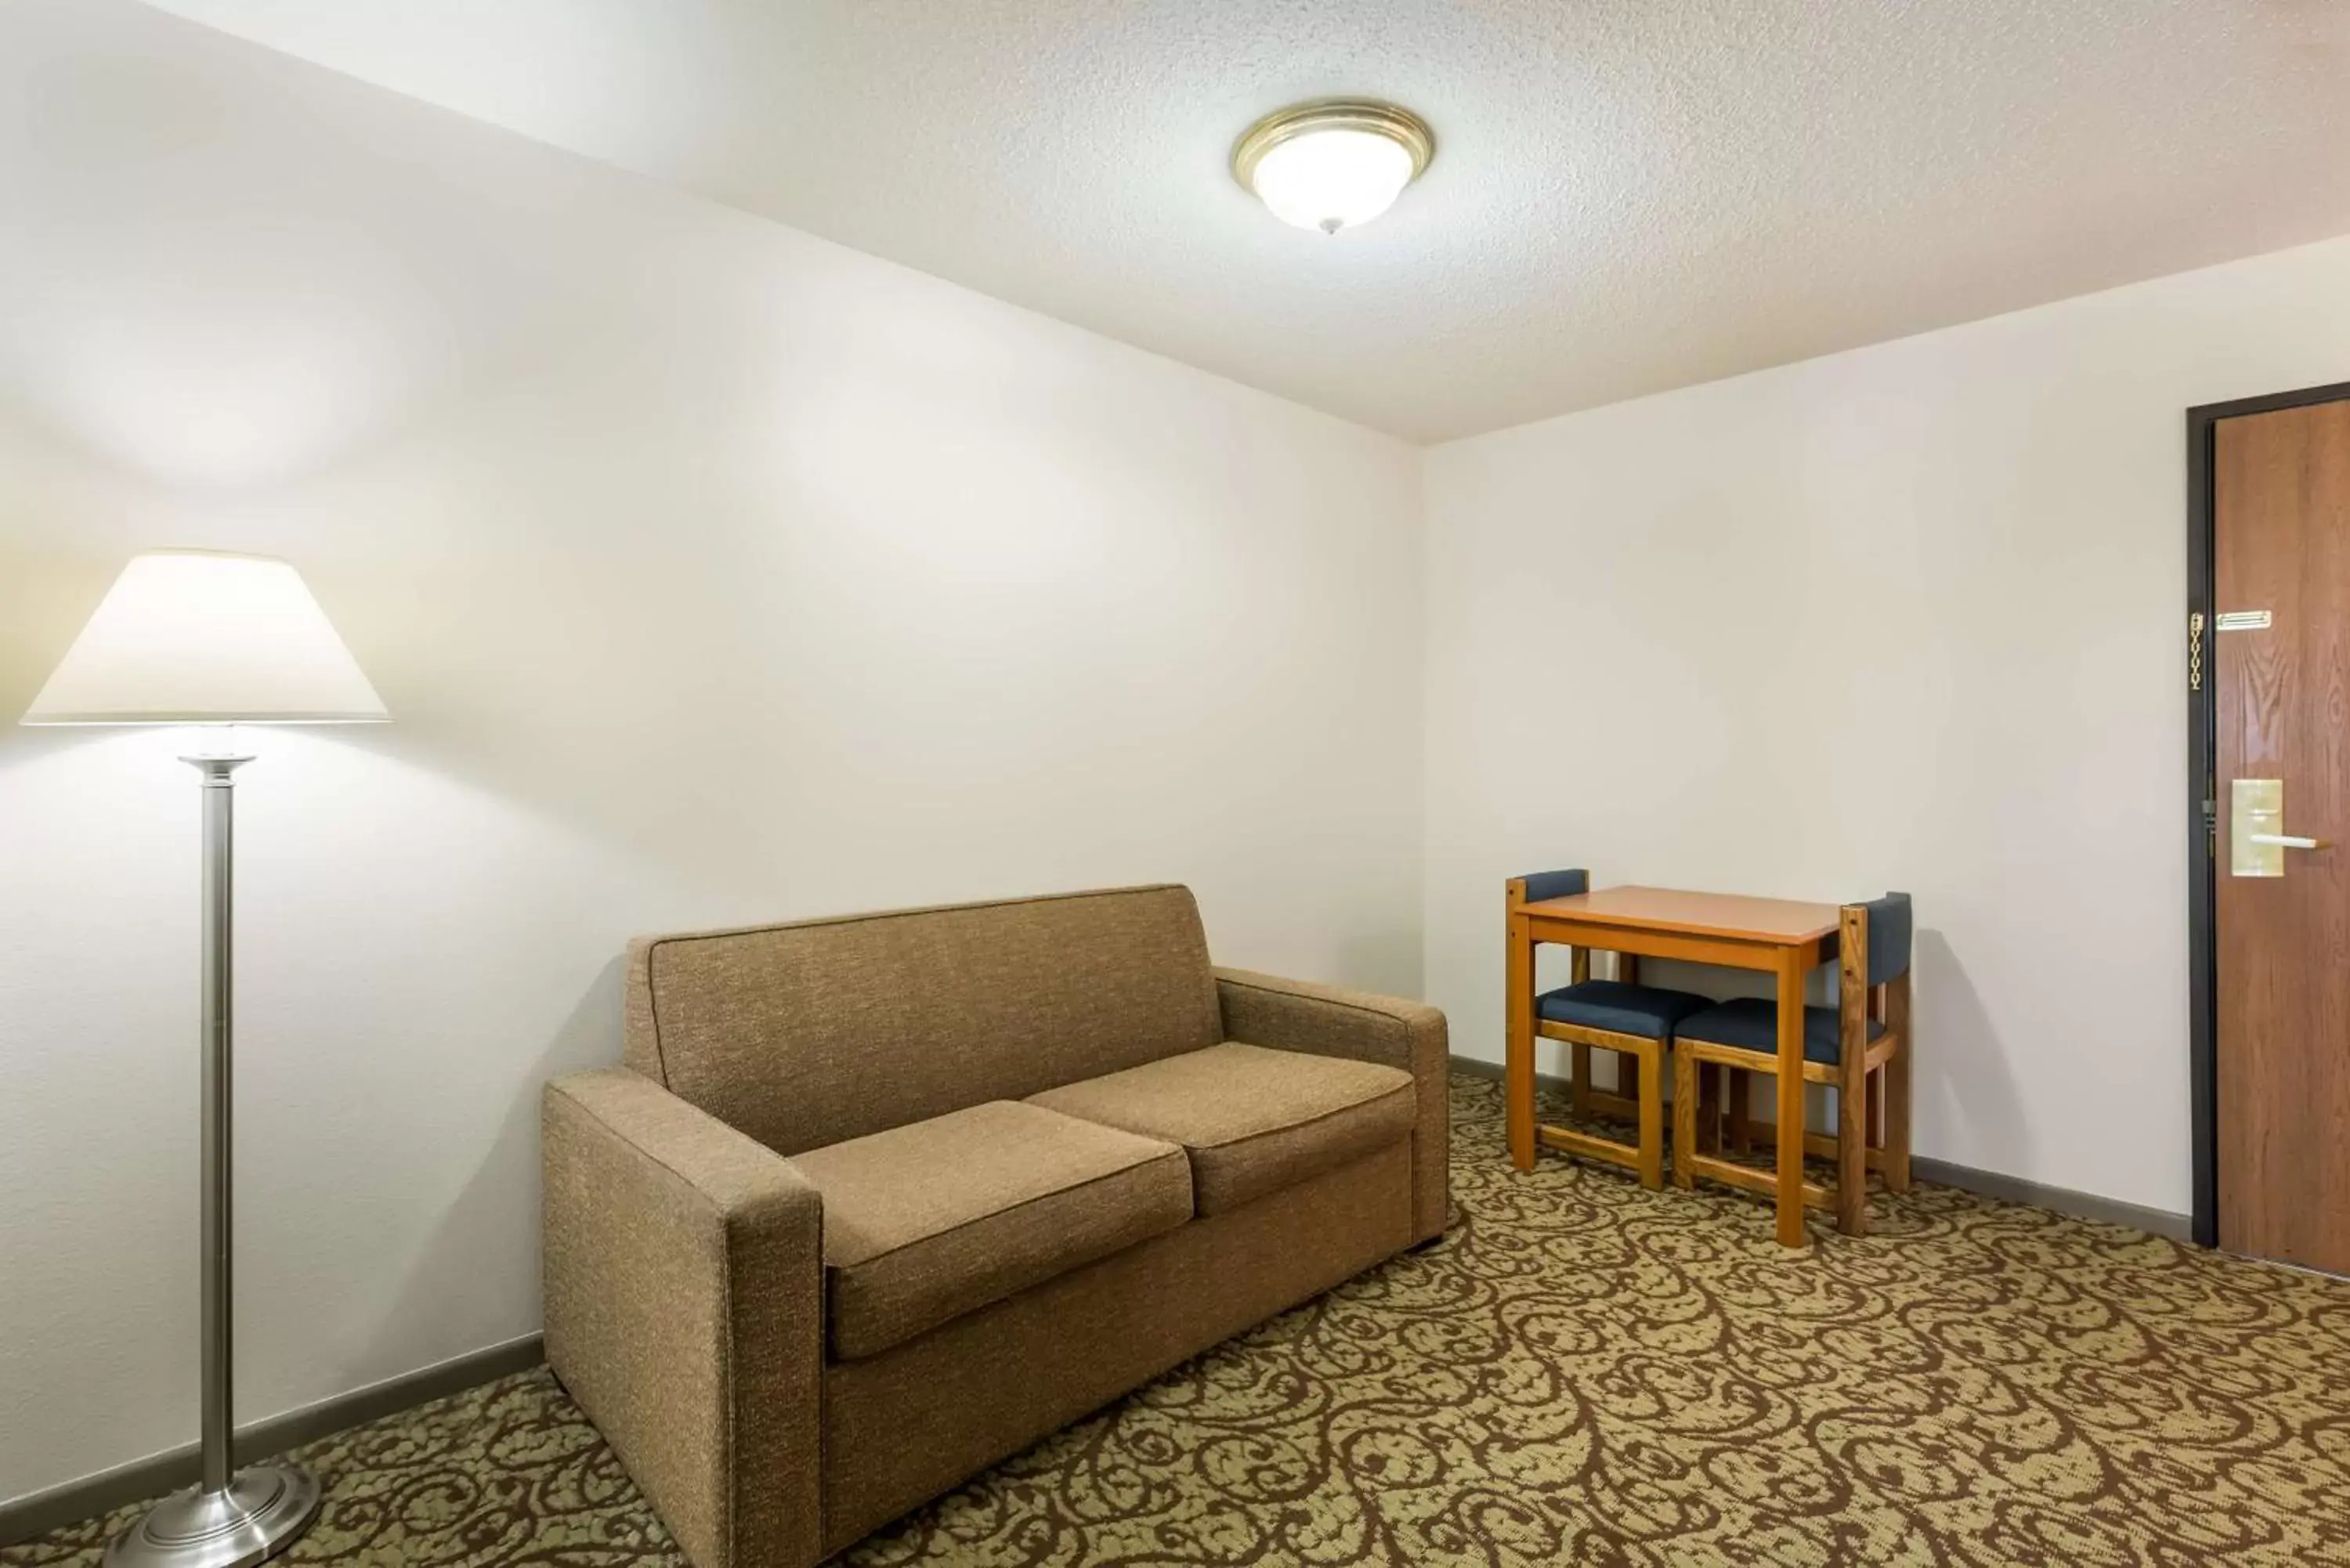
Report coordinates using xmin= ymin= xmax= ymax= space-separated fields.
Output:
xmin=1507 ymin=885 xmax=1842 ymax=1247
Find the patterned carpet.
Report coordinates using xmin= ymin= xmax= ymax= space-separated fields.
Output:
xmin=12 ymin=1073 xmax=2350 ymax=1567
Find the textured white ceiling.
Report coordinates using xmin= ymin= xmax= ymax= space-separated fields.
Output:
xmin=135 ymin=0 xmax=2350 ymax=441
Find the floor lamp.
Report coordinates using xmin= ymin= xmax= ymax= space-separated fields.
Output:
xmin=21 ymin=552 xmax=389 ymax=1568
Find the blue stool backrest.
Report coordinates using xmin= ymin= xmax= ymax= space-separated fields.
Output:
xmin=1517 ymin=869 xmax=1589 ymax=903
xmin=1864 ymin=892 xmax=1913 ymax=986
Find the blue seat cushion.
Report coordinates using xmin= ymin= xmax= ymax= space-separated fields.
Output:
xmin=1535 ymin=980 xmax=1714 ymax=1040
xmin=1674 ymin=998 xmax=1885 ymax=1066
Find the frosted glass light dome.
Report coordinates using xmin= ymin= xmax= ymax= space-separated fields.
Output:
xmin=1233 ymin=102 xmax=1434 ymax=235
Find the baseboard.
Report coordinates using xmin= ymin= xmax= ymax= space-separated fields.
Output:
xmin=0 ymin=1332 xmax=544 ymax=1547
xmin=1447 ymin=1053 xmax=1574 ymax=1098
xmin=1905 ymin=1158 xmax=2192 ymax=1241
xmin=1447 ymin=1054 xmax=2195 ymax=1242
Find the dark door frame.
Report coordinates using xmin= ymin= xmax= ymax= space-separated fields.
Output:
xmin=2185 ymin=378 xmax=2350 ymax=1248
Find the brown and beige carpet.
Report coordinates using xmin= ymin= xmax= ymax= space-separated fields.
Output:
xmin=11 ymin=1074 xmax=2350 ymax=1567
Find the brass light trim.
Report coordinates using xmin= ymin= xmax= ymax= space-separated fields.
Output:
xmin=1231 ymin=99 xmax=1437 ymax=193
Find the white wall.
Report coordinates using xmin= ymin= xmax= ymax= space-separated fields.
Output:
xmin=1424 ymin=233 xmax=2350 ymax=1219
xmin=0 ymin=0 xmax=1423 ymax=1502
xmin=14 ymin=0 xmax=2350 ymax=1518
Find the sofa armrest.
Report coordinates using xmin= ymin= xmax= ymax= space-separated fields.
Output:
xmin=1212 ymin=968 xmax=1450 ymax=1242
xmin=543 ymin=1068 xmax=822 ymax=1568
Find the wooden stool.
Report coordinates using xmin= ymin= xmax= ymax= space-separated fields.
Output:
xmin=1509 ymin=870 xmax=1712 ymax=1189
xmin=1672 ymin=894 xmax=1913 ymax=1234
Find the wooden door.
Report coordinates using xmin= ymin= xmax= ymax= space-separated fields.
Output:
xmin=2214 ymin=396 xmax=2350 ymax=1274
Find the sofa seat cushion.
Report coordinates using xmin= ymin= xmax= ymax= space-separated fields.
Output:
xmin=792 ymin=1100 xmax=1191 ymax=1361
xmin=1028 ymin=1042 xmax=1415 ymax=1216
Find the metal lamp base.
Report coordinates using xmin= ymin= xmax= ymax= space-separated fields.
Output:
xmin=103 ymin=1465 xmax=321 ymax=1568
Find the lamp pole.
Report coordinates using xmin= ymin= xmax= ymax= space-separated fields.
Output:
xmin=107 ymin=755 xmax=321 ymax=1568
xmin=195 ymin=755 xmax=243 ymax=1496
xmin=20 ymin=552 xmax=388 ymax=1568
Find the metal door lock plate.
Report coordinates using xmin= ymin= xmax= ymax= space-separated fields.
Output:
xmin=2234 ymin=778 xmax=2283 ymax=876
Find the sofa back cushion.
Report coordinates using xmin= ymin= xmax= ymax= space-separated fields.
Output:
xmin=621 ymin=884 xmax=1223 ymax=1154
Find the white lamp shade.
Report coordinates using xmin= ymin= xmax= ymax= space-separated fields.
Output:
xmin=20 ymin=551 xmax=389 ymax=724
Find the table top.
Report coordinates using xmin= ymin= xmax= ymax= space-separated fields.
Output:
xmin=1522 ymin=884 xmax=1842 ymax=945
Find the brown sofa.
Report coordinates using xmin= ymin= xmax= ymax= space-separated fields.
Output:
xmin=541 ymin=884 xmax=1448 ymax=1568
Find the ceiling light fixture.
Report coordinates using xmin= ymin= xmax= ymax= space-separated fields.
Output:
xmin=1232 ymin=100 xmax=1434 ymax=235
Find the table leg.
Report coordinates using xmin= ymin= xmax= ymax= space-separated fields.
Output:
xmin=1569 ymin=948 xmax=1591 ymax=1121
xmin=1774 ymin=947 xmax=1807 ymax=1247
xmin=1837 ymin=905 xmax=1868 ymax=1237
xmin=1672 ymin=1042 xmax=1697 ymax=1189
xmin=1506 ymin=912 xmax=1535 ymax=1170
xmin=1697 ymin=1061 xmax=1722 ymax=1157
xmin=1638 ymin=1040 xmax=1665 ymax=1190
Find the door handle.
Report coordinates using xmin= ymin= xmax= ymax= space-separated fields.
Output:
xmin=2232 ymin=779 xmax=2331 ymax=875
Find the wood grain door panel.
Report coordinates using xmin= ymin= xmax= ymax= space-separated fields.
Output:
xmin=2214 ymin=399 xmax=2350 ymax=1274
